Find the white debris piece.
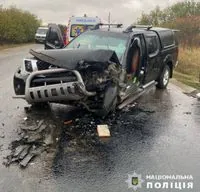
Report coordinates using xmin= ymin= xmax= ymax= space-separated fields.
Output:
xmin=97 ymin=125 xmax=110 ymax=137
xmin=196 ymin=93 xmax=200 ymax=100
xmin=23 ymin=117 xmax=28 ymax=121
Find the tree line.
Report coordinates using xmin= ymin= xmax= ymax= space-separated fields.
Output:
xmin=137 ymin=1 xmax=200 ymax=46
xmin=0 ymin=6 xmax=41 ymax=44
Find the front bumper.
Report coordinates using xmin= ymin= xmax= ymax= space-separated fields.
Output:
xmin=35 ymin=36 xmax=46 ymax=42
xmin=14 ymin=68 xmax=96 ymax=104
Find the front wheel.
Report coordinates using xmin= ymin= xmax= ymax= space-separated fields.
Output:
xmin=95 ymin=84 xmax=118 ymax=117
xmin=156 ymin=65 xmax=170 ymax=89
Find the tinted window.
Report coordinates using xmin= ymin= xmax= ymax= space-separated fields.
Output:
xmin=36 ymin=28 xmax=48 ymax=34
xmin=159 ymin=30 xmax=175 ymax=48
xmin=146 ymin=36 xmax=159 ymax=55
xmin=47 ymin=28 xmax=59 ymax=44
xmin=70 ymin=25 xmax=94 ymax=37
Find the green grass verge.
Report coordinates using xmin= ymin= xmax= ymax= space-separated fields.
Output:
xmin=174 ymin=71 xmax=200 ymax=90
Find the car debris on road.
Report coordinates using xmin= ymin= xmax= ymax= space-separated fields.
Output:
xmin=3 ymin=118 xmax=57 ymax=168
xmin=20 ymin=153 xmax=37 ymax=168
xmin=0 ymin=132 xmax=5 ymax=138
xmin=97 ymin=124 xmax=111 ymax=137
xmin=196 ymin=92 xmax=200 ymax=100
xmin=23 ymin=117 xmax=28 ymax=121
xmin=64 ymin=120 xmax=73 ymax=125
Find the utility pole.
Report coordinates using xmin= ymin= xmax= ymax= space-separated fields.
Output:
xmin=108 ymin=12 xmax=111 ymax=31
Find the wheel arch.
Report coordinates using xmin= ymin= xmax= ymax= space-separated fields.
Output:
xmin=163 ymin=54 xmax=173 ymax=78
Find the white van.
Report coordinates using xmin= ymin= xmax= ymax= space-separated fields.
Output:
xmin=66 ymin=16 xmax=101 ymax=44
xmin=35 ymin=26 xmax=48 ymax=43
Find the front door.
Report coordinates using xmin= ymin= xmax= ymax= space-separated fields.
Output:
xmin=126 ymin=35 xmax=145 ymax=85
xmin=45 ymin=24 xmax=65 ymax=49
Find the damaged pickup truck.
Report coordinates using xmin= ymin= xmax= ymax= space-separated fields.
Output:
xmin=13 ymin=24 xmax=179 ymax=116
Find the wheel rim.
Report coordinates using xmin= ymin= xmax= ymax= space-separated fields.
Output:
xmin=163 ymin=69 xmax=169 ymax=86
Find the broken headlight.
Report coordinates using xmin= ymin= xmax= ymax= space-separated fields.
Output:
xmin=23 ymin=59 xmax=38 ymax=73
xmin=24 ymin=60 xmax=33 ymax=72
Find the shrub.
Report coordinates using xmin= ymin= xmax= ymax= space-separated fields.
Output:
xmin=137 ymin=1 xmax=200 ymax=46
xmin=176 ymin=47 xmax=200 ymax=81
xmin=163 ymin=16 xmax=200 ymax=47
xmin=0 ymin=6 xmax=41 ymax=44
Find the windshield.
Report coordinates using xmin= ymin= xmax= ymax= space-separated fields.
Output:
xmin=66 ymin=31 xmax=128 ymax=61
xmin=70 ymin=24 xmax=94 ymax=37
xmin=36 ymin=28 xmax=48 ymax=34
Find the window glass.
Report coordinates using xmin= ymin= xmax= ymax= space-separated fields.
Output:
xmin=146 ymin=36 xmax=159 ymax=55
xmin=36 ymin=28 xmax=48 ymax=34
xmin=161 ymin=31 xmax=175 ymax=47
xmin=67 ymin=31 xmax=128 ymax=61
xmin=48 ymin=28 xmax=59 ymax=44
xmin=70 ymin=25 xmax=93 ymax=37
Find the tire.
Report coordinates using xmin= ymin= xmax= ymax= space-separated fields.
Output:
xmin=156 ymin=65 xmax=170 ymax=89
xmin=95 ymin=84 xmax=118 ymax=117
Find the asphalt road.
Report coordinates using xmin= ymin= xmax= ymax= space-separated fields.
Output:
xmin=0 ymin=44 xmax=200 ymax=192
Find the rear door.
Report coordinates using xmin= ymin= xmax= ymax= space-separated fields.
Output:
xmin=45 ymin=24 xmax=65 ymax=49
xmin=144 ymin=33 xmax=161 ymax=83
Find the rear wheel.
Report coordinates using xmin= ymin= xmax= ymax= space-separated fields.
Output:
xmin=156 ymin=65 xmax=170 ymax=89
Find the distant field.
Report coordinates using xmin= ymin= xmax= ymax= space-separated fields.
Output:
xmin=174 ymin=47 xmax=200 ymax=90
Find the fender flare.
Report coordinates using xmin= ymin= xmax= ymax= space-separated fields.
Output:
xmin=162 ymin=54 xmax=174 ymax=77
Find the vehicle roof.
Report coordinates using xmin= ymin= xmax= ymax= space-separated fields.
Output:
xmin=94 ymin=26 xmax=173 ymax=37
xmin=69 ymin=16 xmax=101 ymax=24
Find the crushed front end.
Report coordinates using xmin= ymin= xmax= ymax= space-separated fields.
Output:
xmin=13 ymin=49 xmax=123 ymax=116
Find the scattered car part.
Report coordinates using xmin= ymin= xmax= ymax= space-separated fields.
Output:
xmin=97 ymin=125 xmax=110 ymax=137
xmin=196 ymin=93 xmax=200 ymax=100
xmin=64 ymin=120 xmax=73 ymax=125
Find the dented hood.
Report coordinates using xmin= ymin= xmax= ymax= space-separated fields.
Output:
xmin=30 ymin=49 xmax=120 ymax=70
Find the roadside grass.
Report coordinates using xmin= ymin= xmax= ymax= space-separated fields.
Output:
xmin=173 ymin=71 xmax=200 ymax=90
xmin=0 ymin=43 xmax=33 ymax=51
xmin=174 ymin=46 xmax=200 ymax=90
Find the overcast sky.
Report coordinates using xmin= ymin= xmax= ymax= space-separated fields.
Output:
xmin=1 ymin=0 xmax=188 ymax=25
